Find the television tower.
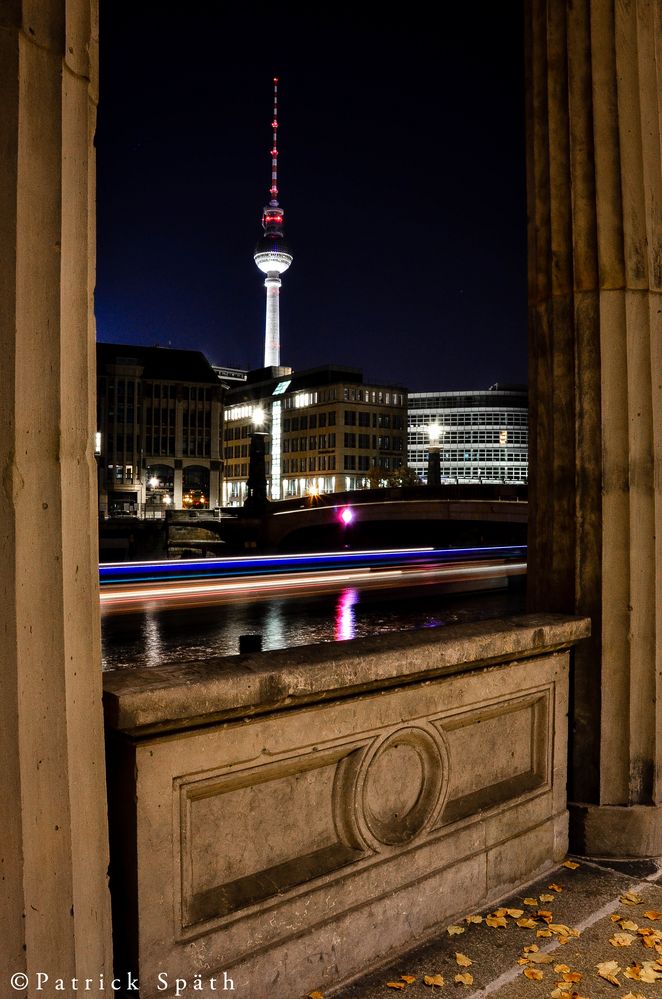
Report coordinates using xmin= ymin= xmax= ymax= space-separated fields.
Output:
xmin=254 ymin=77 xmax=293 ymax=368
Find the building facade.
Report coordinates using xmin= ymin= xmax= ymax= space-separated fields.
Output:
xmin=96 ymin=344 xmax=224 ymax=516
xmin=223 ymin=365 xmax=407 ymax=505
xmin=408 ymin=386 xmax=528 ymax=484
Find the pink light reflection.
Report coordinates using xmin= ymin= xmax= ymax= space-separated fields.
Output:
xmin=339 ymin=506 xmax=354 ymax=525
xmin=335 ymin=587 xmax=359 ymax=642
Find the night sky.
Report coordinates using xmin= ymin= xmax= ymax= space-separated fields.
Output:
xmin=96 ymin=4 xmax=527 ymax=392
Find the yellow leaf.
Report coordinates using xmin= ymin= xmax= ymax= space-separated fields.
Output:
xmin=493 ymin=907 xmax=508 ymax=917
xmin=464 ymin=914 xmax=483 ymax=924
xmin=644 ymin=910 xmax=662 ymax=921
xmin=561 ymin=971 xmax=582 ymax=983
xmin=523 ymin=944 xmax=539 ymax=953
xmin=622 ymin=993 xmax=647 ymax=999
xmin=619 ymin=920 xmax=639 ymax=932
xmin=308 ymin=993 xmax=325 ymax=999
xmin=527 ymin=952 xmax=553 ymax=964
xmin=554 ymin=963 xmax=570 ymax=973
xmin=400 ymin=975 xmax=416 ymax=984
xmin=517 ymin=958 xmax=528 ymax=965
xmin=550 ymin=991 xmax=573 ymax=999
xmin=386 ymin=984 xmax=405 ymax=991
xmin=556 ymin=934 xmax=571 ymax=945
xmin=549 ymin=923 xmax=577 ymax=936
xmin=548 ymin=883 xmax=564 ymax=892
xmin=537 ymin=909 xmax=553 ymax=921
xmin=455 ymin=953 xmax=472 ymax=967
xmin=447 ymin=924 xmax=465 ymax=936
xmin=517 ymin=917 xmax=538 ymax=928
xmin=523 ymin=967 xmax=544 ymax=980
xmin=624 ymin=963 xmax=642 ymax=981
xmin=486 ymin=915 xmax=507 ymax=928
xmin=562 ymin=859 xmax=580 ymax=870
xmin=539 ymin=893 xmax=555 ymax=902
xmin=536 ymin=928 xmax=552 ymax=937
xmin=506 ymin=907 xmax=524 ymax=918
xmin=454 ymin=972 xmax=473 ymax=985
xmin=621 ymin=891 xmax=643 ymax=905
xmin=610 ymin=913 xmax=622 ymax=921
xmin=523 ymin=897 xmax=539 ymax=905
xmin=610 ymin=932 xmax=636 ymax=947
xmin=423 ymin=974 xmax=444 ymax=987
xmin=596 ymin=959 xmax=621 ymax=985
xmin=639 ymin=962 xmax=662 ymax=982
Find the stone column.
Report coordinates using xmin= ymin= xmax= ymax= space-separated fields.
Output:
xmin=0 ymin=0 xmax=112 ymax=985
xmin=526 ymin=0 xmax=662 ymax=854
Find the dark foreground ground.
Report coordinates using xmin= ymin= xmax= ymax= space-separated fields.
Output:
xmin=321 ymin=856 xmax=662 ymax=999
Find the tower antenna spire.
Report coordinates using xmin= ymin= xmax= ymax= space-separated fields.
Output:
xmin=269 ymin=76 xmax=279 ymax=206
xmin=254 ymin=76 xmax=293 ymax=372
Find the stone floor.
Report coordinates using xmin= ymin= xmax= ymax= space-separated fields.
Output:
xmin=318 ymin=857 xmax=662 ymax=999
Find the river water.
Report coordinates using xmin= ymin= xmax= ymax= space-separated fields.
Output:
xmin=101 ymin=583 xmax=525 ymax=672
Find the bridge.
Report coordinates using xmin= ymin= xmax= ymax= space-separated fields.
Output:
xmin=166 ymin=484 xmax=528 ymax=554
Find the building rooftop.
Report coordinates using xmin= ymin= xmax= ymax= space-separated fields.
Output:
xmin=96 ymin=342 xmax=220 ymax=385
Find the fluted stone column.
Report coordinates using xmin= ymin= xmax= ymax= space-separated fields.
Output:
xmin=526 ymin=0 xmax=662 ymax=854
xmin=0 ymin=0 xmax=112 ymax=986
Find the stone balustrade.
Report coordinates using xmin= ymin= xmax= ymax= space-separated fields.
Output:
xmin=103 ymin=613 xmax=588 ymax=999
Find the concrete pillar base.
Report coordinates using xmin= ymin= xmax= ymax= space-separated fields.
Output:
xmin=570 ymin=803 xmax=662 ymax=858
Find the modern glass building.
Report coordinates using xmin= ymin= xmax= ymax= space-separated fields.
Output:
xmin=408 ymin=385 xmax=528 ymax=484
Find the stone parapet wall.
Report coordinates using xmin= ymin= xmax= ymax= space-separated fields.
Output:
xmin=104 ymin=614 xmax=587 ymax=999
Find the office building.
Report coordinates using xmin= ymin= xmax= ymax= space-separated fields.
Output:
xmin=408 ymin=385 xmax=528 ymax=484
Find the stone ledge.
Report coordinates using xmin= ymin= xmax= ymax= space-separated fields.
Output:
xmin=569 ymin=801 xmax=662 ymax=857
xmin=103 ymin=612 xmax=590 ymax=736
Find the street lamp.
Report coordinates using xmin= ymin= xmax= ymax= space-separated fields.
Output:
xmin=244 ymin=405 xmax=269 ymax=512
xmin=427 ymin=423 xmax=442 ymax=487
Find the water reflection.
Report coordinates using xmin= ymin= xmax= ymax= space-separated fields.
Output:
xmin=141 ymin=611 xmax=163 ymax=669
xmin=335 ymin=588 xmax=359 ymax=641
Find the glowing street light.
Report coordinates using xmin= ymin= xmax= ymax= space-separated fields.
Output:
xmin=339 ymin=506 xmax=354 ymax=526
xmin=148 ymin=476 xmax=159 ymax=489
xmin=252 ymin=405 xmax=266 ymax=428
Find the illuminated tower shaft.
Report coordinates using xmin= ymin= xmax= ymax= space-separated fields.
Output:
xmin=264 ymin=274 xmax=282 ymax=367
xmin=254 ymin=77 xmax=292 ymax=369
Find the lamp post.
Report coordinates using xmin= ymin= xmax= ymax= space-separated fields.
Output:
xmin=244 ymin=405 xmax=269 ymax=512
xmin=427 ymin=423 xmax=442 ymax=487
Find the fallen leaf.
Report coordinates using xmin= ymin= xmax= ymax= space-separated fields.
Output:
xmin=548 ymin=883 xmax=564 ymax=892
xmin=464 ymin=914 xmax=483 ymax=924
xmin=644 ymin=910 xmax=662 ymax=921
xmin=308 ymin=993 xmax=324 ymax=999
xmin=523 ymin=944 xmax=539 ymax=953
xmin=447 ymin=924 xmax=465 ymax=936
xmin=562 ymin=860 xmax=580 ymax=870
xmin=624 ymin=963 xmax=642 ymax=981
xmin=550 ymin=991 xmax=573 ymax=999
xmin=386 ymin=984 xmax=405 ymax=991
xmin=549 ymin=923 xmax=578 ymax=937
xmin=610 ymin=932 xmax=636 ymax=947
xmin=621 ymin=891 xmax=643 ymax=905
xmin=619 ymin=920 xmax=639 ymax=932
xmin=622 ymin=993 xmax=647 ymax=999
xmin=539 ymin=893 xmax=556 ymax=902
xmin=556 ymin=935 xmax=572 ymax=945
xmin=561 ymin=972 xmax=582 ymax=983
xmin=639 ymin=962 xmax=662 ymax=982
xmin=523 ymin=967 xmax=544 ymax=980
xmin=454 ymin=972 xmax=473 ymax=985
xmin=400 ymin=976 xmax=416 ymax=984
xmin=554 ymin=964 xmax=571 ymax=973
xmin=517 ymin=917 xmax=538 ymax=928
xmin=536 ymin=928 xmax=552 ymax=937
xmin=610 ymin=913 xmax=622 ymax=922
xmin=423 ymin=974 xmax=444 ymax=987
xmin=524 ymin=897 xmax=539 ymax=905
xmin=506 ymin=907 xmax=524 ymax=918
xmin=527 ymin=952 xmax=553 ymax=964
xmin=455 ymin=953 xmax=472 ymax=967
xmin=596 ymin=959 xmax=621 ymax=985
xmin=486 ymin=915 xmax=507 ymax=928
xmin=517 ymin=958 xmax=528 ymax=965
xmin=493 ymin=907 xmax=508 ymax=917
